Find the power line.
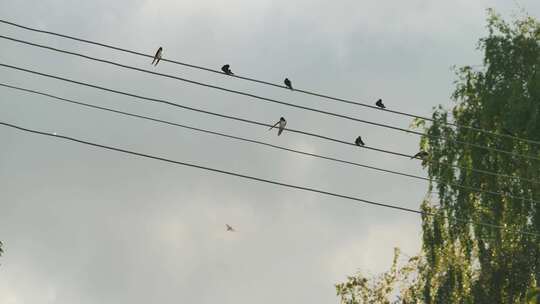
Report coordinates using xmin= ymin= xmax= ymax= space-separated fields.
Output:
xmin=0 ymin=120 xmax=537 ymax=237
xmin=3 ymin=82 xmax=538 ymax=204
xmin=0 ymin=62 xmax=405 ymax=157
xmin=1 ymin=18 xmax=538 ymax=148
xmin=2 ymin=34 xmax=540 ymax=164
xmin=2 ymin=62 xmax=538 ymax=186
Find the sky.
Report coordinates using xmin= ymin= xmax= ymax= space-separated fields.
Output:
xmin=0 ymin=1 xmax=539 ymax=303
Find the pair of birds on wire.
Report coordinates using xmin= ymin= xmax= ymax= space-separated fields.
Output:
xmin=151 ymin=48 xmax=426 ymax=159
xmin=221 ymin=64 xmax=294 ymax=90
xmin=355 ymin=135 xmax=428 ymax=159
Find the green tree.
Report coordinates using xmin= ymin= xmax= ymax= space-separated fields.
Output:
xmin=337 ymin=10 xmax=540 ymax=303
xmin=335 ymin=248 xmax=426 ymax=304
xmin=527 ymin=288 xmax=540 ymax=304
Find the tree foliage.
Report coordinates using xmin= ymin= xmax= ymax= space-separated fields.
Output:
xmin=337 ymin=10 xmax=540 ymax=303
xmin=335 ymin=248 xmax=427 ymax=304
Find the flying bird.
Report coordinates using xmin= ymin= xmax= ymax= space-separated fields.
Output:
xmin=411 ymin=151 xmax=429 ymax=160
xmin=221 ymin=64 xmax=234 ymax=75
xmin=355 ymin=136 xmax=365 ymax=146
xmin=152 ymin=47 xmax=163 ymax=66
xmin=284 ymin=78 xmax=293 ymax=90
xmin=269 ymin=117 xmax=287 ymax=136
xmin=375 ymin=99 xmax=385 ymax=109
xmin=226 ymin=224 xmax=235 ymax=232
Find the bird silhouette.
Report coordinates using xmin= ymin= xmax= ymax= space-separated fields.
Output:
xmin=375 ymin=99 xmax=385 ymax=109
xmin=152 ymin=47 xmax=163 ymax=66
xmin=269 ymin=117 xmax=287 ymax=136
xmin=355 ymin=136 xmax=365 ymax=146
xmin=221 ymin=64 xmax=234 ymax=75
xmin=284 ymin=78 xmax=293 ymax=90
xmin=226 ymin=224 xmax=235 ymax=232
xmin=411 ymin=151 xmax=429 ymax=159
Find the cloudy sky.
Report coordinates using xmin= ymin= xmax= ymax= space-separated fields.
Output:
xmin=1 ymin=1 xmax=539 ymax=303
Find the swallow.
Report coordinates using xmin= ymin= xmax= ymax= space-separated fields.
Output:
xmin=411 ymin=151 xmax=429 ymax=159
xmin=284 ymin=78 xmax=293 ymax=90
xmin=269 ymin=117 xmax=287 ymax=136
xmin=226 ymin=224 xmax=235 ymax=232
xmin=152 ymin=47 xmax=163 ymax=66
xmin=355 ymin=136 xmax=365 ymax=146
xmin=375 ymin=99 xmax=385 ymax=109
xmin=221 ymin=64 xmax=234 ymax=75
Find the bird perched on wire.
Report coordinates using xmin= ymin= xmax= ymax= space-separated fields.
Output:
xmin=411 ymin=151 xmax=429 ymax=160
xmin=284 ymin=78 xmax=293 ymax=90
xmin=221 ymin=64 xmax=234 ymax=75
xmin=375 ymin=99 xmax=385 ymax=109
xmin=226 ymin=224 xmax=235 ymax=232
xmin=269 ymin=117 xmax=287 ymax=136
xmin=152 ymin=47 xmax=163 ymax=66
xmin=355 ymin=136 xmax=365 ymax=146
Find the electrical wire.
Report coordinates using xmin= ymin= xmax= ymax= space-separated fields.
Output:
xmin=0 ymin=120 xmax=537 ymax=237
xmin=1 ymin=34 xmax=540 ymax=163
xmin=2 ymin=62 xmax=538 ymax=186
xmin=1 ymin=18 xmax=538 ymax=147
xmin=3 ymin=82 xmax=538 ymax=204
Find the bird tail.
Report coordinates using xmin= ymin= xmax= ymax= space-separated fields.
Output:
xmin=278 ymin=128 xmax=284 ymax=136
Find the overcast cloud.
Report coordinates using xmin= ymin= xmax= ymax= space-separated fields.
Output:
xmin=1 ymin=1 xmax=539 ymax=303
